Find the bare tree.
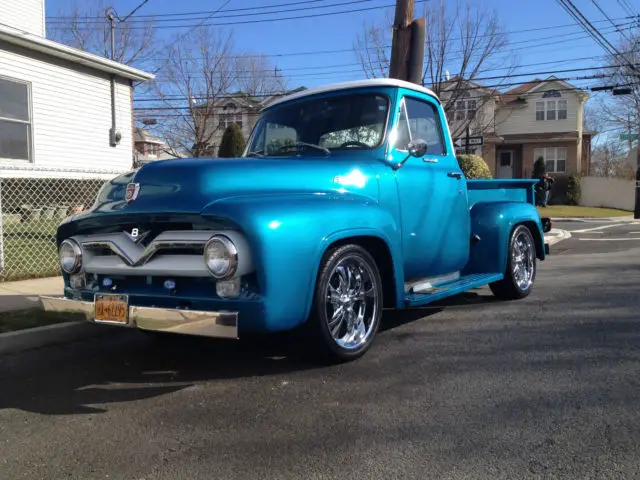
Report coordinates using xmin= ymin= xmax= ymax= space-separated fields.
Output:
xmin=46 ymin=0 xmax=157 ymax=69
xmin=352 ymin=0 xmax=514 ymax=138
xmin=148 ymin=26 xmax=237 ymax=158
xmin=233 ymin=55 xmax=289 ymax=97
xmin=591 ymin=138 xmax=635 ymax=179
xmin=593 ymin=29 xmax=640 ymax=136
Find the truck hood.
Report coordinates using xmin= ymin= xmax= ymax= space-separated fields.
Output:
xmin=92 ymin=156 xmax=381 ymax=215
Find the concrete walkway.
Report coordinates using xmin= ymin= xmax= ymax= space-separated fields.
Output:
xmin=0 ymin=277 xmax=63 ymax=313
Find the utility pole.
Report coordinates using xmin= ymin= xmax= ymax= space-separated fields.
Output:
xmin=636 ymin=105 xmax=640 ymax=219
xmin=389 ymin=0 xmax=425 ymax=85
xmin=389 ymin=0 xmax=414 ymax=81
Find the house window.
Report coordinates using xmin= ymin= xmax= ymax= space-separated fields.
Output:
xmin=546 ymin=101 xmax=556 ymax=120
xmin=536 ymin=102 xmax=545 ymax=121
xmin=535 ymin=98 xmax=567 ymax=121
xmin=0 ymin=76 xmax=32 ymax=162
xmin=454 ymin=99 xmax=477 ymax=121
xmin=557 ymin=100 xmax=567 ymax=120
xmin=534 ymin=146 xmax=567 ymax=173
xmin=219 ymin=112 xmax=243 ymax=130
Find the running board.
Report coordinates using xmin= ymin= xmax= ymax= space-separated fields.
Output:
xmin=404 ymin=272 xmax=503 ymax=307
xmin=405 ymin=271 xmax=461 ymax=294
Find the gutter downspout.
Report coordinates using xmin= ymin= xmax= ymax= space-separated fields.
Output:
xmin=108 ymin=13 xmax=121 ymax=147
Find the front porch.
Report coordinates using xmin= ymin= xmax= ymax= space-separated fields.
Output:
xmin=483 ymin=132 xmax=588 ymax=179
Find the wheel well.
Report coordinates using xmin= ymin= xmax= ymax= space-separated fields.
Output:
xmin=327 ymin=236 xmax=396 ymax=308
xmin=519 ymin=221 xmax=544 ymax=260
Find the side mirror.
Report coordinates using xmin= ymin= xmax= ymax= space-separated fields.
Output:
xmin=407 ymin=139 xmax=428 ymax=157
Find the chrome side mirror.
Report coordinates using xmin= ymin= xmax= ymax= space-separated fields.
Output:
xmin=407 ymin=139 xmax=428 ymax=157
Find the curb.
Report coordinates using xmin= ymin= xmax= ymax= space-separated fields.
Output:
xmin=545 ymin=229 xmax=571 ymax=246
xmin=550 ymin=216 xmax=636 ymax=223
xmin=0 ymin=321 xmax=116 ymax=356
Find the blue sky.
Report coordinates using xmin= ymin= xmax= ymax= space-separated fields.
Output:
xmin=44 ymin=0 xmax=636 ymax=93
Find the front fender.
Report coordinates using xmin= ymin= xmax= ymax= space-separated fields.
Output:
xmin=201 ymin=193 xmax=403 ymax=331
xmin=463 ymin=201 xmax=546 ymax=276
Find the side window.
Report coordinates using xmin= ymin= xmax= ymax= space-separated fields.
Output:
xmin=404 ymin=97 xmax=447 ymax=156
xmin=393 ymin=100 xmax=412 ymax=151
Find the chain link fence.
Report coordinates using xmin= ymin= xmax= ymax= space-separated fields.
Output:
xmin=0 ymin=167 xmax=125 ymax=282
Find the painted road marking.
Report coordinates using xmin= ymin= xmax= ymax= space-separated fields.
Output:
xmin=579 ymin=238 xmax=640 ymax=241
xmin=569 ymin=223 xmax=627 ymax=233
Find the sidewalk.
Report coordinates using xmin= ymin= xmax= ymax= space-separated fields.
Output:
xmin=0 ymin=277 xmax=63 ymax=313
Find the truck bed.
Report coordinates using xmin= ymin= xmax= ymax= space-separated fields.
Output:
xmin=466 ymin=179 xmax=538 ymax=208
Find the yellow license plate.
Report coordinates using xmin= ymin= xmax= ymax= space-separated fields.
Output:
xmin=94 ymin=294 xmax=129 ymax=324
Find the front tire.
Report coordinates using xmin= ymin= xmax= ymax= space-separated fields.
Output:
xmin=304 ymin=244 xmax=383 ymax=362
xmin=490 ymin=224 xmax=537 ymax=300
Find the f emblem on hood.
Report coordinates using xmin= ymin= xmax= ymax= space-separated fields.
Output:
xmin=125 ymin=183 xmax=140 ymax=203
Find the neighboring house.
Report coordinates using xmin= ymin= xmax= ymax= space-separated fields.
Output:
xmin=0 ymin=0 xmax=154 ymax=178
xmin=487 ymin=76 xmax=592 ymax=179
xmin=438 ymin=77 xmax=501 ymax=157
xmin=199 ymin=88 xmax=307 ymax=155
xmin=134 ymin=127 xmax=178 ymax=165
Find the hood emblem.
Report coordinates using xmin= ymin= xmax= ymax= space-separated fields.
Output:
xmin=125 ymin=183 xmax=140 ymax=202
xmin=125 ymin=227 xmax=150 ymax=244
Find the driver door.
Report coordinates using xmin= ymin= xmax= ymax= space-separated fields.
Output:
xmin=389 ymin=91 xmax=470 ymax=281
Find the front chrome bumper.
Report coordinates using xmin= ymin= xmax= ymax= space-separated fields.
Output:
xmin=39 ymin=296 xmax=238 ymax=339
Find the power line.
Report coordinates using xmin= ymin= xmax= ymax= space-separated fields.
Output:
xmin=143 ymin=27 xmax=638 ymax=84
xmin=135 ymin=63 xmax=640 ymax=103
xmin=128 ymin=53 xmax=614 ymax=85
xmin=591 ymin=0 xmax=633 ymax=43
xmin=48 ymin=0 xmax=385 ymax=24
xmin=50 ymin=0 xmax=356 ymax=19
xmin=48 ymin=0 xmax=430 ymax=30
xmin=132 ymin=72 xmax=635 ymax=112
xmin=126 ymin=18 xmax=634 ymax=64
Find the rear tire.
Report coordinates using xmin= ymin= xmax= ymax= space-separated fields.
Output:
xmin=303 ymin=244 xmax=383 ymax=363
xmin=490 ymin=224 xmax=537 ymax=300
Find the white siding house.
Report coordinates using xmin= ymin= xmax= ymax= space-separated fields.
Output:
xmin=0 ymin=0 xmax=45 ymax=37
xmin=495 ymin=79 xmax=589 ymax=137
xmin=0 ymin=12 xmax=154 ymax=179
xmin=0 ymin=2 xmax=154 ymax=282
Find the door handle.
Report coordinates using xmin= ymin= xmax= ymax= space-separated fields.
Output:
xmin=447 ymin=172 xmax=462 ymax=179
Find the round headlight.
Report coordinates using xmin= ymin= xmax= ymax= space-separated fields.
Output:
xmin=59 ymin=239 xmax=82 ymax=274
xmin=204 ymin=235 xmax=238 ymax=279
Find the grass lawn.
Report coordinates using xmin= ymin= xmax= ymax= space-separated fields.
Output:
xmin=0 ymin=309 xmax=81 ymax=334
xmin=537 ymin=205 xmax=632 ymax=218
xmin=2 ymin=218 xmax=60 ymax=281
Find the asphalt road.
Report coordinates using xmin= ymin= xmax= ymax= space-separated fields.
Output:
xmin=552 ymin=219 xmax=640 ymax=255
xmin=1 ymin=244 xmax=640 ymax=479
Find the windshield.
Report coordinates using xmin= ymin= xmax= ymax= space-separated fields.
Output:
xmin=245 ymin=93 xmax=389 ymax=156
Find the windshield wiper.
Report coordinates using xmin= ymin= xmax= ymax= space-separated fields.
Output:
xmin=245 ymin=149 xmax=265 ymax=157
xmin=275 ymin=141 xmax=331 ymax=155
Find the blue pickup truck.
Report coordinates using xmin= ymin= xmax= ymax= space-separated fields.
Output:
xmin=41 ymin=78 xmax=551 ymax=362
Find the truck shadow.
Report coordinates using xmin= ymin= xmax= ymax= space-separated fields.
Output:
xmin=0 ymin=290 xmax=497 ymax=416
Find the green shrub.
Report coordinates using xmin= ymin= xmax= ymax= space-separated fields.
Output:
xmin=217 ymin=123 xmax=246 ymax=158
xmin=565 ymin=173 xmax=581 ymax=205
xmin=532 ymin=156 xmax=546 ymax=178
xmin=456 ymin=154 xmax=492 ymax=179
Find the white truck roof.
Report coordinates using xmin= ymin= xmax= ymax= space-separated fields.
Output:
xmin=265 ymin=78 xmax=440 ymax=109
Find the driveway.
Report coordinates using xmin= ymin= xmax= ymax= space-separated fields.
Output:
xmin=0 ymin=247 xmax=639 ymax=479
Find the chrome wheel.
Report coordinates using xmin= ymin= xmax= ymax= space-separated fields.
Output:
xmin=511 ymin=229 xmax=535 ymax=291
xmin=325 ymin=255 xmax=379 ymax=350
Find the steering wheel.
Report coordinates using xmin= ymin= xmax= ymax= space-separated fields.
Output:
xmin=338 ymin=141 xmax=370 ymax=149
